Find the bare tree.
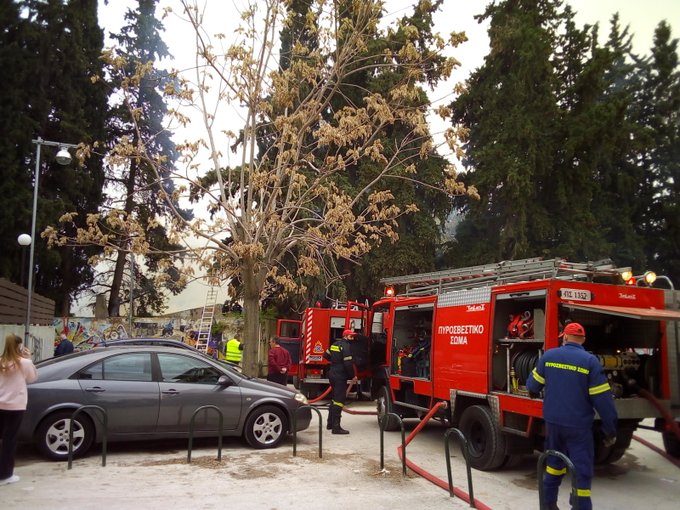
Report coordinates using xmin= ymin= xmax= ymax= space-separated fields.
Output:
xmin=48 ymin=0 xmax=474 ymax=376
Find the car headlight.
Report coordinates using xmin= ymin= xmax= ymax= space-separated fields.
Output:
xmin=294 ymin=392 xmax=308 ymax=405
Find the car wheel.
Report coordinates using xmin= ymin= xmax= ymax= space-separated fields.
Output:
xmin=35 ymin=410 xmax=95 ymax=461
xmin=459 ymin=404 xmax=507 ymax=471
xmin=244 ymin=405 xmax=287 ymax=449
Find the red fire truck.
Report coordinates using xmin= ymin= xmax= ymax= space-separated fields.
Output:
xmin=276 ymin=301 xmax=372 ymax=399
xmin=368 ymin=257 xmax=680 ymax=470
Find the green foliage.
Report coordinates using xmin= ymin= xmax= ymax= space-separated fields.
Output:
xmin=447 ymin=0 xmax=678 ymax=283
xmin=0 ymin=0 xmax=108 ymax=314
xmin=634 ymin=21 xmax=680 ymax=284
xmin=211 ymin=321 xmax=227 ymax=335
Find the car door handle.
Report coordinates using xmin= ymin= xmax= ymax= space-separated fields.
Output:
xmin=162 ymin=389 xmax=180 ymax=395
xmin=85 ymin=386 xmax=105 ymax=393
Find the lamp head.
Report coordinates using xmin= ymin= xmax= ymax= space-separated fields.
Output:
xmin=17 ymin=233 xmax=32 ymax=246
xmin=55 ymin=147 xmax=72 ymax=165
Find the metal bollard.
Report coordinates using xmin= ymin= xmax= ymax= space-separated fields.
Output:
xmin=187 ymin=405 xmax=224 ymax=463
xmin=68 ymin=405 xmax=108 ymax=470
xmin=379 ymin=412 xmax=406 ymax=476
xmin=293 ymin=405 xmax=323 ymax=458
xmin=444 ymin=427 xmax=475 ymax=507
xmin=537 ymin=449 xmax=579 ymax=510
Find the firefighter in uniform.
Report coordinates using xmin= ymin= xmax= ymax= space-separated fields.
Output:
xmin=323 ymin=329 xmax=358 ymax=435
xmin=527 ymin=322 xmax=617 ymax=510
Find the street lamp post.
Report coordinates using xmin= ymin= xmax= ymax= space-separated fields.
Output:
xmin=24 ymin=137 xmax=78 ymax=343
xmin=17 ymin=233 xmax=32 ymax=287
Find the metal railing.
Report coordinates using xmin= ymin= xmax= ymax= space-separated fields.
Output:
xmin=537 ymin=449 xmax=579 ymax=510
xmin=379 ymin=412 xmax=407 ymax=476
xmin=187 ymin=405 xmax=224 ymax=463
xmin=293 ymin=405 xmax=323 ymax=458
xmin=68 ymin=405 xmax=107 ymax=470
xmin=444 ymin=427 xmax=475 ymax=507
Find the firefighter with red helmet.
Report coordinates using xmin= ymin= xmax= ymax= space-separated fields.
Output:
xmin=527 ymin=322 xmax=618 ymax=510
xmin=323 ymin=329 xmax=358 ymax=434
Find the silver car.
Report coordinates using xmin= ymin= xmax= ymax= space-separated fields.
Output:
xmin=19 ymin=346 xmax=311 ymax=460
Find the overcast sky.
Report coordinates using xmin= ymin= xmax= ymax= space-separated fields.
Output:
xmin=88 ymin=0 xmax=680 ymax=316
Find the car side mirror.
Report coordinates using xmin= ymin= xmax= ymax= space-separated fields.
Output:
xmin=218 ymin=375 xmax=233 ymax=387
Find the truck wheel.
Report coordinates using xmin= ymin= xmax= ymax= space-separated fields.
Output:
xmin=459 ymin=405 xmax=506 ymax=471
xmin=243 ymin=405 xmax=287 ymax=449
xmin=35 ymin=410 xmax=94 ymax=461
xmin=301 ymin=383 xmax=320 ymax=400
xmin=599 ymin=426 xmax=634 ymax=464
xmin=662 ymin=429 xmax=680 ymax=459
xmin=376 ymin=386 xmax=400 ymax=431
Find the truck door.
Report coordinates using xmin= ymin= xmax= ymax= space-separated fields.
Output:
xmin=276 ymin=319 xmax=301 ymax=378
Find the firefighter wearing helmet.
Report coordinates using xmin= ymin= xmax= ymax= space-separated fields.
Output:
xmin=527 ymin=322 xmax=618 ymax=510
xmin=323 ymin=328 xmax=358 ymax=434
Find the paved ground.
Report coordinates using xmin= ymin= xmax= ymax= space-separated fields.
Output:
xmin=2 ymin=400 xmax=679 ymax=509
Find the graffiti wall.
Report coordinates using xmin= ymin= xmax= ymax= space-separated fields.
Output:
xmin=52 ymin=316 xmax=197 ymax=352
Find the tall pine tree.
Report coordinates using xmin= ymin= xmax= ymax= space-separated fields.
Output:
xmin=100 ymin=0 xmax=189 ymax=317
xmin=636 ymin=21 xmax=680 ymax=285
xmin=449 ymin=0 xmax=561 ymax=264
xmin=0 ymin=0 xmax=107 ymax=315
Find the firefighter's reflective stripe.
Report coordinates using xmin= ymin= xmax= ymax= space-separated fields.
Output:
xmin=532 ymin=368 xmax=545 ymax=384
xmin=343 ymin=356 xmax=352 ymax=361
xmin=589 ymin=382 xmax=611 ymax=395
xmin=330 ymin=345 xmax=341 ymax=352
xmin=546 ymin=465 xmax=566 ymax=476
xmin=544 ymin=361 xmax=590 ymax=375
xmin=577 ymin=489 xmax=592 ymax=497
xmin=332 ymin=400 xmax=345 ymax=408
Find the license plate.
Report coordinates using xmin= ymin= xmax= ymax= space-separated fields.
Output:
xmin=560 ymin=288 xmax=592 ymax=301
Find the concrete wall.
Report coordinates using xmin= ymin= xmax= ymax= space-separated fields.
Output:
xmin=0 ymin=324 xmax=56 ymax=362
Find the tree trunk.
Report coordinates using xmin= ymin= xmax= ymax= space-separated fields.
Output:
xmin=58 ymin=245 xmax=73 ymax=316
xmin=108 ymin=250 xmax=127 ymax=317
xmin=240 ymin=259 xmax=264 ymax=377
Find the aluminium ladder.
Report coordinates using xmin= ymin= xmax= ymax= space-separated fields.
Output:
xmin=195 ymin=286 xmax=219 ymax=353
xmin=380 ymin=257 xmax=625 ymax=296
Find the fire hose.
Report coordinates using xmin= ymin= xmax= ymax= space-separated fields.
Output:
xmin=307 ymin=384 xmax=491 ymax=506
xmin=631 ymin=382 xmax=680 ymax=469
xmin=393 ymin=401 xmax=493 ymax=510
xmin=306 ymin=380 xmax=679 ymax=508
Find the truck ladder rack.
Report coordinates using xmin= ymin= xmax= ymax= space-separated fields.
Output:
xmin=381 ymin=257 xmax=624 ymax=296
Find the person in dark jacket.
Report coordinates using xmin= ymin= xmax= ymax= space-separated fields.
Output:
xmin=527 ymin=322 xmax=618 ymax=510
xmin=323 ymin=329 xmax=357 ymax=434
xmin=54 ymin=333 xmax=74 ymax=357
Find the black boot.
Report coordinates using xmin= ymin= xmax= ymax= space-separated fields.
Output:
xmin=326 ymin=421 xmax=332 ymax=430
xmin=330 ymin=411 xmax=349 ymax=434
